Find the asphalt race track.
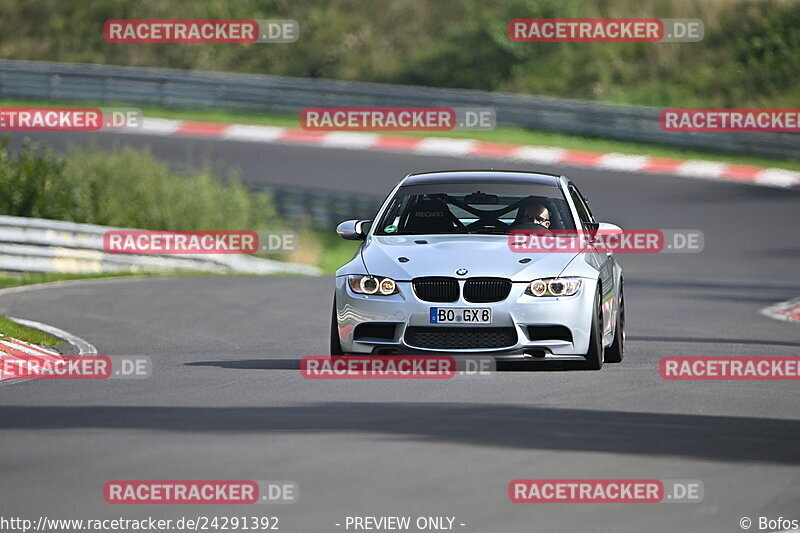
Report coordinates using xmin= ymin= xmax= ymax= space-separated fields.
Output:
xmin=1 ymin=131 xmax=799 ymax=532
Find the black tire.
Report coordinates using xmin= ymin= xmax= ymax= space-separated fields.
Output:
xmin=582 ymin=289 xmax=604 ymax=370
xmin=605 ymin=284 xmax=625 ymax=363
xmin=330 ymin=298 xmax=344 ymax=357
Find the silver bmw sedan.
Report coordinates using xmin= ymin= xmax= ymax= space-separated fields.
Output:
xmin=331 ymin=170 xmax=624 ymax=370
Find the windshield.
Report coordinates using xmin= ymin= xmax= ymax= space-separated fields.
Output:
xmin=374 ymin=183 xmax=575 ymax=235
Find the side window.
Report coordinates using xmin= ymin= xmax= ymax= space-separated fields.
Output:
xmin=376 ymin=195 xmax=411 ymax=233
xmin=569 ymin=185 xmax=595 ymax=224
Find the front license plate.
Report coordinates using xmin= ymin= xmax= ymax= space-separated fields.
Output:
xmin=430 ymin=307 xmax=492 ymax=324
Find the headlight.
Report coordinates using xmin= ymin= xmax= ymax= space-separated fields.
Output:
xmin=529 ymin=279 xmax=547 ymax=297
xmin=526 ymin=277 xmax=582 ymax=297
xmin=348 ymin=275 xmax=399 ymax=295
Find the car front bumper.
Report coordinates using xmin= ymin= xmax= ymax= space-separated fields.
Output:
xmin=334 ymin=276 xmax=597 ymax=358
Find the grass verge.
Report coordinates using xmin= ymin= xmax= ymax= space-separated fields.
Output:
xmin=0 ymin=271 xmax=165 ymax=291
xmin=0 ymin=315 xmax=62 ymax=347
xmin=310 ymin=232 xmax=360 ymax=275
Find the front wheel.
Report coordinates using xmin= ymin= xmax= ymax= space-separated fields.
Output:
xmin=582 ymin=289 xmax=604 ymax=370
xmin=330 ymin=298 xmax=344 ymax=357
xmin=605 ymin=284 xmax=624 ymax=363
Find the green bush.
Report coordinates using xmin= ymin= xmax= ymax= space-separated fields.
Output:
xmin=0 ymin=138 xmax=279 ymax=231
xmin=0 ymin=0 xmax=797 ymax=107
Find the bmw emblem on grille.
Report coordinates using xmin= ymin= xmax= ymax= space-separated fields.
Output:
xmin=456 ymin=268 xmax=468 ymax=276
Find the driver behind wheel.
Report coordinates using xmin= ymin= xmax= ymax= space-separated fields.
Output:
xmin=512 ymin=201 xmax=551 ymax=230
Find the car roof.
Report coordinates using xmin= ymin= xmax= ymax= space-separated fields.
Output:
xmin=401 ymin=170 xmax=563 ymax=187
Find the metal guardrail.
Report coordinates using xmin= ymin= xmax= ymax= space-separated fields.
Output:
xmin=266 ymin=186 xmax=382 ymax=230
xmin=1 ymin=59 xmax=797 ymax=160
xmin=0 ymin=215 xmax=321 ymax=275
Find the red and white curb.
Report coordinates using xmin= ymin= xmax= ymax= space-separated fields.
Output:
xmin=0 ymin=307 xmax=97 ymax=382
xmin=10 ymin=316 xmax=98 ymax=355
xmin=761 ymin=297 xmax=800 ymax=323
xmin=113 ymin=118 xmax=800 ymax=189
xmin=0 ymin=335 xmax=64 ymax=381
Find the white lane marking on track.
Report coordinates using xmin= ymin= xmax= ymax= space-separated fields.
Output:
xmin=119 ymin=117 xmax=182 ymax=135
xmin=755 ymin=168 xmax=800 ymax=188
xmin=222 ymin=125 xmax=285 ymax=142
xmin=9 ymin=317 xmax=97 ymax=355
xmin=676 ymin=160 xmax=727 ymax=179
xmin=414 ymin=138 xmax=476 ymax=156
xmin=321 ymin=132 xmax=379 ymax=149
xmin=511 ymin=146 xmax=566 ymax=164
xmin=596 ymin=153 xmax=649 ymax=172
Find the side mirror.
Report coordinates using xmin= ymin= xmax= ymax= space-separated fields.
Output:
xmin=336 ymin=219 xmax=371 ymax=241
xmin=583 ymin=222 xmax=621 ymax=244
xmin=582 ymin=221 xmax=600 ymax=237
xmin=597 ymin=222 xmax=622 ymax=232
xmin=594 ymin=222 xmax=622 ymax=254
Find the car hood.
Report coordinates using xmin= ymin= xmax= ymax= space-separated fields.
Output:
xmin=360 ymin=234 xmax=578 ymax=281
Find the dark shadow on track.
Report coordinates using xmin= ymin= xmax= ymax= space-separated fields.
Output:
xmin=185 ymin=359 xmax=582 ymax=372
xmin=757 ymin=247 xmax=800 ymax=258
xmin=659 ymin=184 xmax=800 ymax=204
xmin=628 ymin=336 xmax=800 ymax=347
xmin=186 ymin=359 xmax=301 ymax=370
xmin=626 ymin=278 xmax=800 ymax=293
xmin=2 ymin=404 xmax=798 ymax=465
xmin=683 ymin=293 xmax=792 ymax=305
